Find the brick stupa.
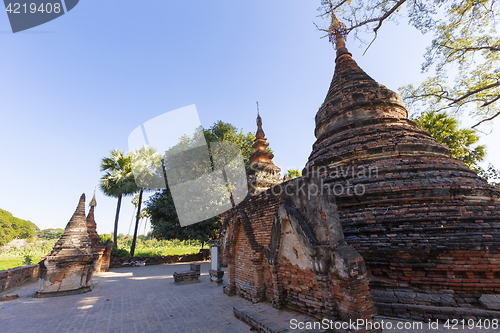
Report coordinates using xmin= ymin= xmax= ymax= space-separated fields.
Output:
xmin=304 ymin=32 xmax=500 ymax=318
xmin=247 ymin=111 xmax=282 ymax=194
xmin=86 ymin=193 xmax=107 ymax=273
xmin=37 ymin=194 xmax=98 ymax=296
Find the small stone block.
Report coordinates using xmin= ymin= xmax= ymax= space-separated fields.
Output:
xmin=209 ymin=269 xmax=224 ymax=286
xmin=0 ymin=294 xmax=19 ymax=302
xmin=479 ymin=294 xmax=500 ymax=311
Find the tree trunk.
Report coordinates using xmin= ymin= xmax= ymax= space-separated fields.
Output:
xmin=130 ymin=189 xmax=143 ymax=257
xmin=113 ymin=194 xmax=122 ymax=248
xmin=125 ymin=206 xmax=137 ymax=248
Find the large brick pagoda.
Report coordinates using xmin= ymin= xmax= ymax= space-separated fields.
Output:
xmin=304 ymin=32 xmax=500 ymax=318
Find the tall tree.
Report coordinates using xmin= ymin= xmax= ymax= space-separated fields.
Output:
xmin=146 ymin=121 xmax=258 ymax=246
xmin=412 ymin=111 xmax=486 ymax=167
xmin=100 ymin=150 xmax=139 ymax=247
xmin=413 ymin=111 xmax=500 ymax=186
xmin=129 ymin=145 xmax=163 ymax=256
xmin=318 ymin=0 xmax=500 ymax=128
xmin=0 ymin=208 xmax=39 ymax=246
xmin=286 ymin=169 xmax=302 ymax=179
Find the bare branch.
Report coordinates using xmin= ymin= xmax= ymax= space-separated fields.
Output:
xmin=371 ymin=0 xmax=407 ymax=36
xmin=439 ymin=43 xmax=500 ymax=55
xmin=449 ymin=81 xmax=500 ymax=105
xmin=481 ymin=94 xmax=500 ymax=107
xmin=471 ymin=110 xmax=500 ymax=128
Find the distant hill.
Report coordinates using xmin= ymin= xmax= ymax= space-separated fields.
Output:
xmin=0 ymin=208 xmax=39 ymax=246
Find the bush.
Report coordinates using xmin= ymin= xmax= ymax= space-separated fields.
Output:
xmin=100 ymin=233 xmax=112 ymax=246
xmin=23 ymin=252 xmax=35 ymax=265
xmin=111 ymin=248 xmax=130 ymax=257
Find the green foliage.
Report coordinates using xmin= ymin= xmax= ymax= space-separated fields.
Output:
xmin=23 ymin=252 xmax=36 ymax=265
xmin=37 ymin=228 xmax=64 ymax=240
xmin=287 ymin=169 xmax=302 ymax=179
xmin=320 ymin=0 xmax=500 ymax=127
xmin=0 ymin=238 xmax=54 ymax=271
xmin=203 ymin=121 xmax=257 ymax=170
xmin=100 ymin=233 xmax=113 ymax=246
xmin=0 ymin=257 xmax=25 ymax=272
xmin=111 ymin=248 xmax=131 ymax=257
xmin=412 ymin=111 xmax=486 ymax=167
xmin=23 ymin=238 xmax=56 ymax=254
xmin=0 ymin=209 xmax=39 ymax=246
xmin=473 ymin=163 xmax=500 ymax=188
xmin=145 ymin=120 xmax=260 ymax=246
xmin=100 ymin=150 xmax=140 ymax=198
xmin=100 ymin=149 xmax=141 ymax=246
xmin=146 ymin=188 xmax=221 ymax=246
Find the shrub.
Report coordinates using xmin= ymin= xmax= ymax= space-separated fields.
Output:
xmin=111 ymin=248 xmax=130 ymax=257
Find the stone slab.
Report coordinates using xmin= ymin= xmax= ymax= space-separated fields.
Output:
xmin=0 ymin=294 xmax=19 ymax=302
xmin=479 ymin=294 xmax=500 ymax=311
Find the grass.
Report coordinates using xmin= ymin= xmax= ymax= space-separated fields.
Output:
xmin=0 ymin=246 xmax=202 ymax=271
xmin=134 ymin=246 xmax=202 ymax=257
xmin=0 ymin=255 xmax=43 ymax=272
xmin=1 ymin=236 xmax=209 ymax=271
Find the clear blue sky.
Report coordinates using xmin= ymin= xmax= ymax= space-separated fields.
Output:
xmin=1 ymin=1 xmax=498 ymax=235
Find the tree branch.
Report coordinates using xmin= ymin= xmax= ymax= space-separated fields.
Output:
xmin=449 ymin=81 xmax=500 ymax=105
xmin=481 ymin=94 xmax=500 ymax=107
xmin=471 ymin=110 xmax=500 ymax=128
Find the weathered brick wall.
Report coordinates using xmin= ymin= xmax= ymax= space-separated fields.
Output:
xmin=278 ymin=256 xmax=329 ymax=318
xmin=109 ymin=250 xmax=209 ymax=268
xmin=0 ymin=264 xmax=40 ymax=292
xmin=223 ymin=188 xmax=281 ymax=302
xmin=233 ymin=224 xmax=259 ymax=300
xmin=99 ymin=241 xmax=113 ymax=272
xmin=222 ymin=180 xmax=377 ymax=323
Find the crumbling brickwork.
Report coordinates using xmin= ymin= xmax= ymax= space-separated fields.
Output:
xmin=37 ymin=194 xmax=98 ymax=296
xmin=222 ymin=175 xmax=378 ymax=328
xmin=303 ymin=38 xmax=500 ymax=319
xmin=86 ymin=205 xmax=106 ymax=273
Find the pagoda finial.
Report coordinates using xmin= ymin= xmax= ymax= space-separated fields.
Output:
xmin=89 ymin=189 xmax=97 ymax=207
xmin=324 ymin=5 xmax=350 ymax=60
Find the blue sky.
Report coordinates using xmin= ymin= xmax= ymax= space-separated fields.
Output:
xmin=1 ymin=1 xmax=498 ymax=236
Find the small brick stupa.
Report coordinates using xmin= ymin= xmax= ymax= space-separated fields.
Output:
xmin=86 ymin=192 xmax=106 ymax=273
xmin=304 ymin=27 xmax=500 ymax=318
xmin=247 ymin=110 xmax=282 ymax=194
xmin=37 ymin=194 xmax=98 ymax=296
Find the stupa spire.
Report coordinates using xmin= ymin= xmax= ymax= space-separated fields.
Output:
xmin=249 ymin=105 xmax=273 ymax=165
xmin=89 ymin=190 xmax=97 ymax=207
xmin=49 ymin=193 xmax=94 ymax=257
xmin=247 ymin=103 xmax=282 ymax=194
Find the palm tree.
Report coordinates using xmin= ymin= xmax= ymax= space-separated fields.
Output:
xmin=100 ymin=150 xmax=140 ymax=247
xmin=129 ymin=145 xmax=162 ymax=256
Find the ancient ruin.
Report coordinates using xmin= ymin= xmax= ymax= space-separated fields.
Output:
xmin=37 ymin=194 xmax=98 ymax=296
xmin=86 ymin=193 xmax=112 ymax=273
xmin=221 ymin=15 xmax=500 ymax=325
xmin=301 ymin=30 xmax=500 ymax=320
xmin=221 ymin=115 xmax=378 ymax=329
xmin=247 ymin=112 xmax=282 ymax=195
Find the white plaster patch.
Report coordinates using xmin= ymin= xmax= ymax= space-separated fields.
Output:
xmin=279 ymin=219 xmax=311 ymax=270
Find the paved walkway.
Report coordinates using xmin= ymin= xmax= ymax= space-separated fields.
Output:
xmin=0 ymin=262 xmax=496 ymax=333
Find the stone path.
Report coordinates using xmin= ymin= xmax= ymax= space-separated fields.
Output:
xmin=0 ymin=262 xmax=497 ymax=333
